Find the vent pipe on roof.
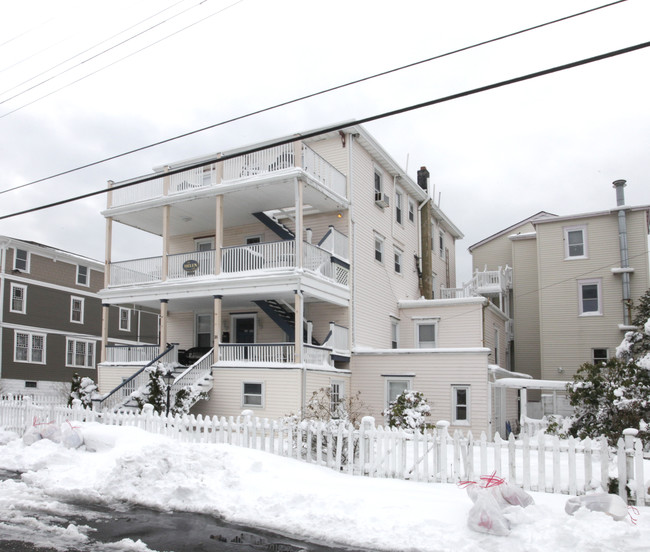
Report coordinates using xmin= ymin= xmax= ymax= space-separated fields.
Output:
xmin=613 ymin=179 xmax=632 ymax=325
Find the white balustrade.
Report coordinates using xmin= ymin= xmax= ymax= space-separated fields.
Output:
xmin=318 ymin=227 xmax=349 ymax=261
xmin=222 ymin=144 xmax=295 ymax=180
xmin=172 ymin=349 xmax=214 ymax=392
xmin=169 ymin=167 xmax=210 ymax=194
xmin=302 ymin=145 xmax=347 ymax=197
xmin=219 ymin=344 xmax=295 ymax=363
xmin=303 ymin=242 xmax=332 ymax=278
xmin=105 ymin=345 xmax=161 ymax=364
xmin=221 ymin=241 xmax=295 ymax=274
xmin=168 ymin=249 xmax=216 ymax=279
xmin=303 ymin=344 xmax=332 ymax=366
xmin=110 ymin=256 xmax=162 ymax=286
xmin=109 ymin=177 xmax=164 ymax=208
xmin=325 ymin=323 xmax=349 ymax=354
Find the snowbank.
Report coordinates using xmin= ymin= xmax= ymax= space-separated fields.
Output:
xmin=0 ymin=422 xmax=649 ymax=552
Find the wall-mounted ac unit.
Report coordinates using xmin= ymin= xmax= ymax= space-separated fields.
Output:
xmin=374 ymin=192 xmax=390 ymax=208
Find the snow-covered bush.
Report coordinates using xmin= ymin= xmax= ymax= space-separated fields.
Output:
xmin=382 ymin=390 xmax=432 ymax=431
xmin=68 ymin=373 xmax=98 ymax=408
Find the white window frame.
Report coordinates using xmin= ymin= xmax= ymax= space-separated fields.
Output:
xmin=14 ymin=330 xmax=46 ymax=364
xmin=330 ymin=380 xmax=345 ymax=416
xmin=439 ymin=229 xmax=445 ymax=258
xmin=245 ymin=235 xmax=262 ymax=245
xmin=408 ymin=199 xmax=416 ymax=223
xmin=66 ymin=338 xmax=95 ymax=369
xmin=494 ymin=327 xmax=499 ymax=365
xmin=10 ymin=283 xmax=27 ymax=314
xmin=394 ymin=247 xmax=403 ymax=274
xmin=564 ymin=225 xmax=588 ymax=259
xmin=76 ymin=265 xmax=89 ymax=286
xmin=385 ymin=378 xmax=412 ymax=409
xmin=195 ymin=237 xmax=215 ymax=251
xmin=452 ymin=385 xmax=470 ymax=425
xmin=390 ymin=318 xmax=399 ymax=349
xmin=578 ymin=278 xmax=602 ymax=316
xmin=119 ymin=307 xmax=131 ymax=331
xmin=242 ymin=381 xmax=264 ymax=408
xmin=592 ymin=348 xmax=608 ymax=364
xmin=13 ymin=248 xmax=30 ymax=272
xmin=374 ymin=233 xmax=384 ymax=264
xmin=415 ymin=319 xmax=438 ymax=348
xmin=395 ymin=190 xmax=403 ymax=225
xmin=374 ymin=167 xmax=383 ymax=199
xmin=70 ymin=296 xmax=84 ymax=324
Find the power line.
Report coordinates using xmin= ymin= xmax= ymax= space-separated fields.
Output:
xmin=0 ymin=0 xmax=628 ymax=195
xmin=0 ymin=0 xmax=245 ymax=119
xmin=1 ymin=38 xmax=648 ymax=222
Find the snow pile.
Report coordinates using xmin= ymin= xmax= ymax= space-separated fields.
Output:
xmin=0 ymin=422 xmax=648 ymax=551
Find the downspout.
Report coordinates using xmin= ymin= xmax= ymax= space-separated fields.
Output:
xmin=613 ymin=179 xmax=632 ymax=325
xmin=348 ymin=133 xmax=356 ymax=350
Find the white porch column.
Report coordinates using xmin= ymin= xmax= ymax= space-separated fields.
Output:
xmin=294 ymin=177 xmax=303 ymax=269
xmin=213 ymin=295 xmax=222 ymax=359
xmin=215 ymin=195 xmax=223 ymax=275
xmin=162 ymin=205 xmax=170 ymax=281
xmin=100 ymin=304 xmax=109 ymax=363
xmin=294 ymin=289 xmax=303 ymax=364
xmin=105 ymin=181 xmax=113 ymax=288
xmin=160 ymin=299 xmax=169 ymax=354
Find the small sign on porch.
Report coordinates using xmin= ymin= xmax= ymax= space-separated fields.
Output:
xmin=183 ymin=259 xmax=199 ymax=272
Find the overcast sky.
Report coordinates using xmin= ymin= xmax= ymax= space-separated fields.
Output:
xmin=1 ymin=0 xmax=649 ymax=284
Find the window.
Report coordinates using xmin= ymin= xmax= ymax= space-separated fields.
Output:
xmin=494 ymin=328 xmax=499 ymax=364
xmin=564 ymin=225 xmax=587 ymax=259
xmin=25 ymin=381 xmax=37 ymax=389
xmin=439 ymin=230 xmax=445 ymax=258
xmin=119 ymin=307 xmax=131 ymax=331
xmin=14 ymin=331 xmax=45 ymax=364
xmin=76 ymin=265 xmax=89 ymax=286
xmin=70 ymin=296 xmax=84 ymax=323
xmin=579 ymin=279 xmax=602 ymax=315
xmin=66 ymin=338 xmax=95 ymax=368
xmin=195 ymin=237 xmax=215 ymax=251
xmin=386 ymin=379 xmax=411 ymax=407
xmin=391 ymin=319 xmax=399 ymax=349
xmin=245 ymin=236 xmax=262 ymax=245
xmin=14 ymin=248 xmax=29 ymax=272
xmin=416 ymin=321 xmax=438 ymax=348
xmin=242 ymin=382 xmax=264 ymax=407
xmin=394 ymin=247 xmax=402 ymax=274
xmin=374 ymin=168 xmax=382 ymax=199
xmin=196 ymin=314 xmax=212 ymax=348
xmin=395 ymin=191 xmax=403 ymax=224
xmin=374 ymin=234 xmax=384 ymax=263
xmin=408 ymin=200 xmax=415 ymax=223
xmin=452 ymin=386 xmax=470 ymax=424
xmin=592 ymin=348 xmax=608 ymax=364
xmin=10 ymin=283 xmax=26 ymax=314
xmin=330 ymin=381 xmax=344 ymax=415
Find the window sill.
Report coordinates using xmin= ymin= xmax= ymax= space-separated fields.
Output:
xmin=578 ymin=312 xmax=602 ymax=317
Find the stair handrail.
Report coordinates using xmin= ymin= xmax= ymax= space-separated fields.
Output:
xmin=93 ymin=344 xmax=176 ymax=412
xmin=172 ymin=348 xmax=214 ymax=392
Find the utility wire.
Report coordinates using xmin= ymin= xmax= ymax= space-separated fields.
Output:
xmin=0 ymin=0 xmax=245 ymax=119
xmin=0 ymin=0 xmax=629 ymax=195
xmin=1 ymin=38 xmax=648 ymax=222
xmin=0 ymin=0 xmax=191 ymax=98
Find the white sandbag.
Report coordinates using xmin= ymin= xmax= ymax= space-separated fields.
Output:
xmin=467 ymin=490 xmax=511 ymax=536
xmin=60 ymin=421 xmax=84 ymax=449
xmin=38 ymin=421 xmax=61 ymax=443
xmin=565 ymin=493 xmax=628 ymax=521
xmin=22 ymin=426 xmax=42 ymax=446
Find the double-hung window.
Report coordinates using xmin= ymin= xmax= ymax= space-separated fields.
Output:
xmin=330 ymin=381 xmax=344 ymax=416
xmin=242 ymin=382 xmax=264 ymax=407
xmin=374 ymin=168 xmax=382 ymax=201
xmin=439 ymin=230 xmax=445 ymax=258
xmin=386 ymin=378 xmax=411 ymax=408
xmin=578 ymin=279 xmax=602 ymax=315
xmin=66 ymin=338 xmax=95 ymax=368
xmin=14 ymin=331 xmax=45 ymax=363
xmin=408 ymin=200 xmax=415 ymax=223
xmin=395 ymin=191 xmax=403 ymax=224
xmin=394 ymin=247 xmax=403 ymax=274
xmin=119 ymin=307 xmax=131 ymax=331
xmin=14 ymin=248 xmax=29 ymax=272
xmin=592 ymin=348 xmax=608 ymax=364
xmin=390 ymin=318 xmax=399 ymax=349
xmin=374 ymin=234 xmax=384 ymax=263
xmin=452 ymin=386 xmax=470 ymax=424
xmin=10 ymin=283 xmax=27 ymax=314
xmin=70 ymin=296 xmax=84 ymax=323
xmin=564 ymin=225 xmax=587 ymax=259
xmin=76 ymin=265 xmax=89 ymax=286
xmin=416 ymin=320 xmax=438 ymax=348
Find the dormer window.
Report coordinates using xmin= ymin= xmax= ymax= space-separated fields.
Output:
xmin=14 ymin=248 xmax=29 ymax=272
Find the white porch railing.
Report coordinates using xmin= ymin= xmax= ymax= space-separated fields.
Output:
xmin=318 ymin=226 xmax=349 ymax=261
xmin=107 ymin=143 xmax=347 ymax=209
xmin=105 ymin=345 xmax=163 ymax=364
xmin=172 ymin=349 xmax=214 ymax=394
xmin=441 ymin=266 xmax=512 ymax=300
xmin=110 ymin=256 xmax=162 ymax=286
xmin=221 ymin=240 xmax=295 ymax=274
xmin=219 ymin=343 xmax=296 ymax=364
xmin=324 ymin=322 xmax=349 ymax=354
xmin=168 ymin=249 xmax=216 ymax=279
xmin=303 ymin=344 xmax=332 ymax=366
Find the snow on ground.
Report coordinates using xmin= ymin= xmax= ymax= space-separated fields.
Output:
xmin=1 ymin=423 xmax=649 ymax=552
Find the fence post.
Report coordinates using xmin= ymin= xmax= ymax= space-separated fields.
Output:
xmin=360 ymin=416 xmax=375 ymax=476
xmin=623 ymin=428 xmax=638 ymax=484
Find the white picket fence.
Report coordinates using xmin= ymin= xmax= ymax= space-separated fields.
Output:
xmin=0 ymin=399 xmax=647 ymax=506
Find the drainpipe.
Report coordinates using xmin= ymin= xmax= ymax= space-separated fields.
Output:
xmin=613 ymin=179 xmax=632 ymax=325
xmin=348 ymin=133 xmax=357 ymax=351
xmin=417 ymin=167 xmax=433 ymax=299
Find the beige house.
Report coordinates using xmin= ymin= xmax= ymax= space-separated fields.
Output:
xmin=468 ymin=181 xmax=650 ymax=414
xmin=96 ymin=124 xmax=520 ymax=437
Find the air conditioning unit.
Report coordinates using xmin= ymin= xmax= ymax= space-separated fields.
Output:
xmin=375 ymin=192 xmax=390 ymax=208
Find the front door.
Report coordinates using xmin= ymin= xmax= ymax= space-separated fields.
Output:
xmin=233 ymin=315 xmax=255 ymax=343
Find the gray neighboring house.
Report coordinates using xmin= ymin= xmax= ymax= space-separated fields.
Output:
xmin=0 ymin=237 xmax=159 ymax=398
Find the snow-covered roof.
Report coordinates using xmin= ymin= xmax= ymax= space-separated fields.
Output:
xmin=0 ymin=235 xmax=103 ymax=269
xmin=492 ymin=377 xmax=568 ymax=389
xmin=468 ymin=211 xmax=556 ymax=251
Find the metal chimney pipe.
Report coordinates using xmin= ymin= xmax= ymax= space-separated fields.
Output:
xmin=613 ymin=179 xmax=631 ymax=325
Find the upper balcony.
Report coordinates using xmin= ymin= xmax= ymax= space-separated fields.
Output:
xmin=103 ymin=142 xmax=348 ymax=238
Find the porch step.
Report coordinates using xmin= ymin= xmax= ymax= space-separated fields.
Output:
xmin=253 ymin=299 xmax=320 ymax=345
xmin=252 ymin=211 xmax=295 ymax=241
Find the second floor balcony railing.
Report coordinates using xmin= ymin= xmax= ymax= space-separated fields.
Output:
xmin=108 ymin=143 xmax=347 ymax=209
xmin=109 ymin=239 xmax=350 ymax=288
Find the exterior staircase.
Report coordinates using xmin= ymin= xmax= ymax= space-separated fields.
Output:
xmin=252 ymin=211 xmax=295 ymax=241
xmin=253 ymin=299 xmax=320 ymax=345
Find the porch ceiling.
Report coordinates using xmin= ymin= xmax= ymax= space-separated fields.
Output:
xmin=108 ymin=176 xmax=347 ymax=237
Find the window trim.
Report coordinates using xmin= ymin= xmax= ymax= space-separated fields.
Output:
xmin=13 ymin=248 xmax=30 ymax=272
xmin=76 ymin=265 xmax=89 ymax=287
xmin=14 ymin=330 xmax=46 ymax=364
xmin=242 ymin=381 xmax=264 ymax=408
xmin=374 ymin=233 xmax=384 ymax=264
xmin=578 ymin=278 xmax=602 ymax=316
xmin=374 ymin=166 xmax=383 ymax=197
xmin=390 ymin=317 xmax=399 ymax=349
xmin=395 ymin=190 xmax=403 ymax=225
xmin=415 ymin=319 xmax=438 ymax=348
xmin=119 ymin=307 xmax=131 ymax=331
xmin=592 ymin=348 xmax=608 ymax=364
xmin=195 ymin=237 xmax=216 ymax=251
xmin=408 ymin=199 xmax=416 ymax=223
xmin=65 ymin=337 xmax=96 ymax=369
xmin=394 ymin=247 xmax=403 ymax=274
xmin=452 ymin=385 xmax=470 ymax=425
xmin=70 ymin=296 xmax=85 ymax=324
xmin=330 ymin=380 xmax=345 ymax=416
xmin=10 ymin=283 xmax=27 ymax=314
xmin=385 ymin=377 xmax=412 ymax=409
xmin=564 ymin=225 xmax=588 ymax=259
xmin=439 ymin=229 xmax=445 ymax=258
